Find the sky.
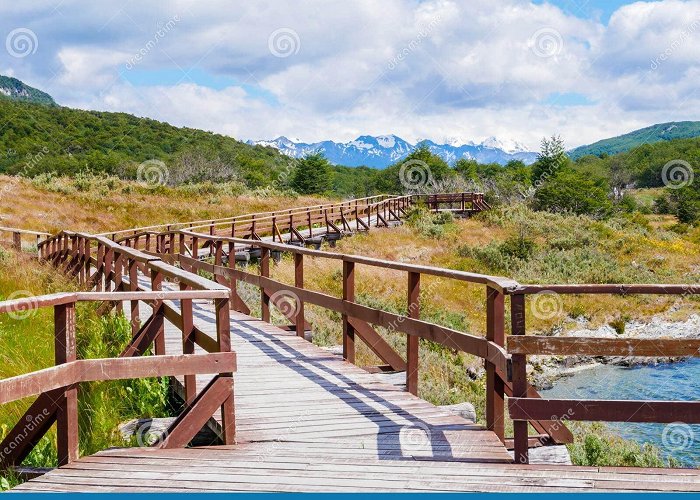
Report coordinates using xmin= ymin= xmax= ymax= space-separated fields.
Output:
xmin=1 ymin=0 xmax=699 ymax=150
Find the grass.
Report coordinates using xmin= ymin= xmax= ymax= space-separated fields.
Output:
xmin=0 ymin=248 xmax=173 ymax=488
xmin=0 ymin=174 xmax=330 ymax=234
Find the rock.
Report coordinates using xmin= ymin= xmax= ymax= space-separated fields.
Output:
xmin=370 ymin=371 xmax=407 ymax=388
xmin=466 ymin=365 xmax=484 ymax=380
xmin=320 ymin=345 xmax=344 ymax=356
xmin=517 ymin=445 xmax=572 ymax=465
xmin=438 ymin=402 xmax=477 ymax=423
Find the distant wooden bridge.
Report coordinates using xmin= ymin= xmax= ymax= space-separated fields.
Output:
xmin=2 ymin=192 xmax=700 ymax=492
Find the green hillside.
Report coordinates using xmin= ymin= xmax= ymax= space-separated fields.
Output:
xmin=0 ymin=97 xmax=290 ymax=187
xmin=0 ymin=75 xmax=56 ymax=106
xmin=569 ymin=121 xmax=700 ymax=160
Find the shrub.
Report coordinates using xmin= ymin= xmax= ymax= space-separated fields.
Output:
xmin=533 ymin=169 xmax=613 ymax=218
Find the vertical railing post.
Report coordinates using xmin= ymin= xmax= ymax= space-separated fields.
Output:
xmin=150 ymin=269 xmax=165 ymax=356
xmin=486 ymin=286 xmax=506 ymax=443
xmin=214 ymin=240 xmax=223 ymax=267
xmin=215 ymin=295 xmax=235 ymax=444
xmin=295 ymin=253 xmax=305 ymax=337
xmin=511 ymin=293 xmax=529 ymax=464
xmin=260 ymin=247 xmax=270 ymax=322
xmin=192 ymin=237 xmax=199 ymax=260
xmin=55 ymin=301 xmax=78 ymax=466
xmin=84 ymin=240 xmax=91 ymax=285
xmin=12 ymin=232 xmax=21 ymax=251
xmin=95 ymin=243 xmax=104 ymax=292
xmin=342 ymin=259 xmax=355 ymax=363
xmin=181 ymin=281 xmax=196 ymax=404
xmin=407 ymin=272 xmax=420 ymax=395
xmin=129 ymin=259 xmax=140 ymax=335
xmin=114 ymin=251 xmax=124 ymax=313
xmin=103 ymin=246 xmax=114 ymax=292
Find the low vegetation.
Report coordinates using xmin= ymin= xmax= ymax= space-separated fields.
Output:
xmin=0 ymin=249 xmax=172 ymax=488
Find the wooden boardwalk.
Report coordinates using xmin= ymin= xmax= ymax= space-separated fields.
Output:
xmin=14 ymin=293 xmax=700 ymax=492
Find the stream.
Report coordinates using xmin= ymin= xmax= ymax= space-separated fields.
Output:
xmin=540 ymin=359 xmax=700 ymax=467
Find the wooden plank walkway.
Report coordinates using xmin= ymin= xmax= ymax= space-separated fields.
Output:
xmin=14 ymin=287 xmax=700 ymax=492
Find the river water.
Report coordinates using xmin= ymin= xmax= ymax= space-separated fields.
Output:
xmin=540 ymin=359 xmax=700 ymax=467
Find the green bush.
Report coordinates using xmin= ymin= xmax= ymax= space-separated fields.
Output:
xmin=569 ymin=423 xmax=679 ymax=468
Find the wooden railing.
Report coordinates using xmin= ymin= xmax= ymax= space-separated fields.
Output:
xmin=145 ymin=229 xmax=574 ymax=448
xmin=0 ymin=291 xmax=236 ymax=471
xmin=0 ymin=231 xmax=240 ymax=470
xmin=0 ymin=226 xmax=51 ymax=251
xmin=101 ymin=193 xmax=487 ymax=247
xmin=99 ymin=194 xmax=402 ymax=243
xmin=506 ymin=283 xmax=700 ymax=464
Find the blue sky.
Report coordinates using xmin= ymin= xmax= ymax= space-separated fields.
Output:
xmin=1 ymin=0 xmax=699 ymax=149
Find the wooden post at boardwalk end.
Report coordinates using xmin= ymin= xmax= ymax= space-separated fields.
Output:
xmin=407 ymin=272 xmax=420 ymax=395
xmin=215 ymin=296 xmax=235 ymax=444
xmin=511 ymin=293 xmax=528 ymax=464
xmin=486 ymin=286 xmax=505 ymax=443
xmin=260 ymin=247 xmax=270 ymax=322
xmin=55 ymin=302 xmax=78 ymax=466
xmin=342 ymin=260 xmax=355 ymax=363
xmin=295 ymin=253 xmax=305 ymax=338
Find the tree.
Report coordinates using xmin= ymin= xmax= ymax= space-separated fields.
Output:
xmin=454 ymin=158 xmax=478 ymax=180
xmin=290 ymin=152 xmax=334 ymax=194
xmin=531 ymin=135 xmax=568 ymax=185
xmin=533 ymin=169 xmax=612 ymax=218
xmin=375 ymin=145 xmax=454 ymax=193
xmin=671 ymin=187 xmax=700 ymax=225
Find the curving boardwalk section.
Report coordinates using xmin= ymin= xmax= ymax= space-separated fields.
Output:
xmin=14 ymin=292 xmax=700 ymax=492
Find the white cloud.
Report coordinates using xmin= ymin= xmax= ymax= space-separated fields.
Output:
xmin=1 ymin=0 xmax=699 ymax=150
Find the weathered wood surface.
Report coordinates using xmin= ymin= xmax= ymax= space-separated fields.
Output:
xmin=14 ymin=282 xmax=700 ymax=492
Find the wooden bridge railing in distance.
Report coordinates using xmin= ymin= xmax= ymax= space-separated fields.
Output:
xmin=0 ymin=291 xmax=236 ymax=472
xmin=99 ymin=194 xmax=403 ymax=243
xmin=0 ymin=226 xmax=51 ymax=252
xmin=103 ymin=193 xmax=488 ymax=249
xmin=421 ymin=193 xmax=491 ymax=213
xmin=149 ymin=230 xmax=574 ymax=449
xmin=507 ymin=283 xmax=700 ymax=465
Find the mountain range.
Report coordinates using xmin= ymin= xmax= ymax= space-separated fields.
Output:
xmin=0 ymin=75 xmax=56 ymax=106
xmin=249 ymin=135 xmax=538 ymax=168
xmin=3 ymin=74 xmax=700 ymax=171
xmin=568 ymin=121 xmax=700 ymax=159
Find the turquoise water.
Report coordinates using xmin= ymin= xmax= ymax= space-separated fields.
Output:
xmin=540 ymin=359 xmax=700 ymax=467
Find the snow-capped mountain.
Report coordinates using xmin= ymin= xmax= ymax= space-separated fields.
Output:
xmin=249 ymin=134 xmax=536 ymax=168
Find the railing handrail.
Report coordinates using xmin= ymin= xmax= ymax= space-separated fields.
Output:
xmin=176 ymin=229 xmax=520 ymax=292
xmin=95 ymin=193 xmax=401 ymax=238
